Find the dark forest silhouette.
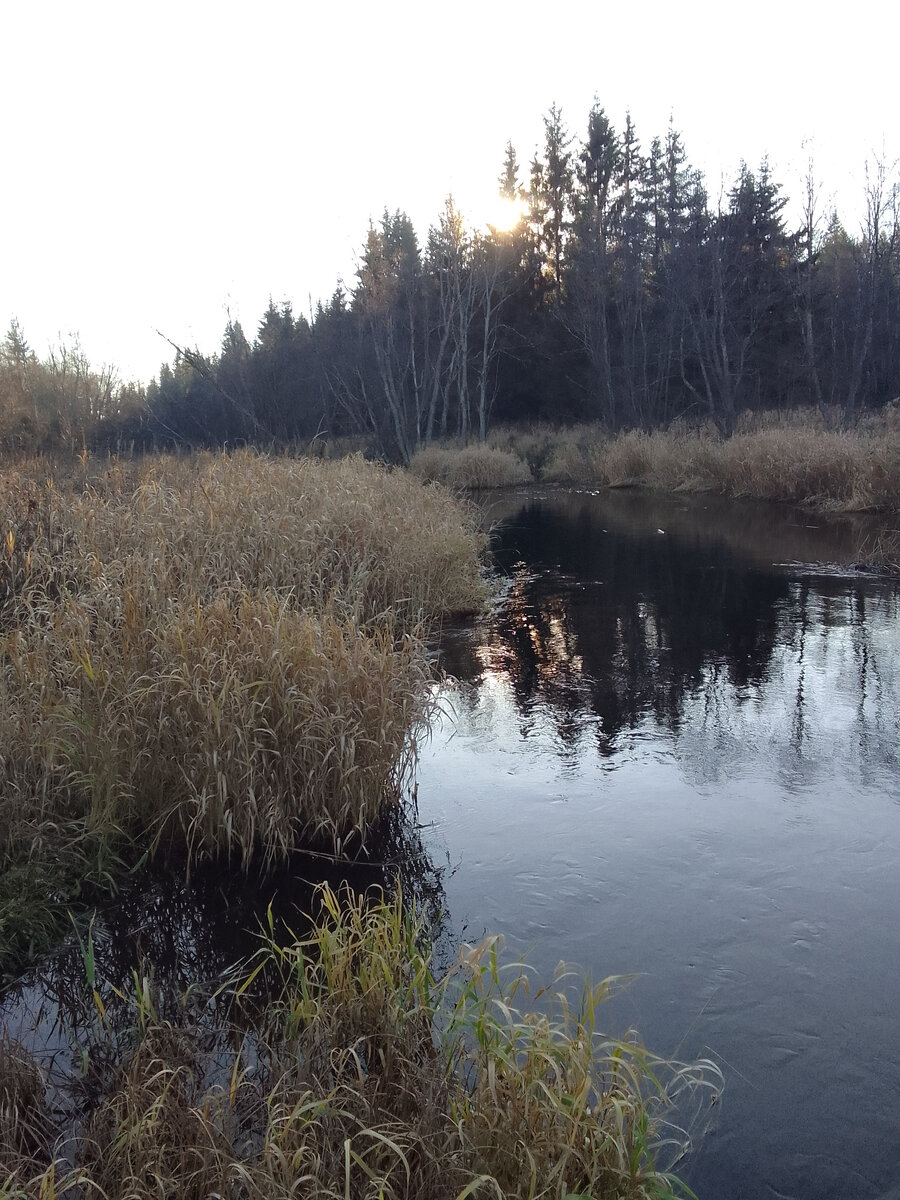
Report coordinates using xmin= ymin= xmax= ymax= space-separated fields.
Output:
xmin=3 ymin=104 xmax=898 ymax=457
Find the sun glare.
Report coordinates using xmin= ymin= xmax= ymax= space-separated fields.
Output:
xmin=484 ymin=194 xmax=528 ymax=232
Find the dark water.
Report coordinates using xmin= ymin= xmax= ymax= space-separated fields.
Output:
xmin=3 ymin=487 xmax=898 ymax=1200
xmin=417 ymin=489 xmax=900 ymax=1200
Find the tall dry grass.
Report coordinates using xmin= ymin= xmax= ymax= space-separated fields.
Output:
xmin=539 ymin=420 xmax=900 ymax=512
xmin=0 ymin=1036 xmax=50 ymax=1180
xmin=2 ymin=886 xmax=720 ymax=1199
xmin=1 ymin=591 xmax=434 ymax=867
xmin=0 ymin=450 xmax=487 ymax=626
xmin=0 ymin=451 xmax=487 ymax=972
xmin=409 ymin=444 xmax=533 ymax=490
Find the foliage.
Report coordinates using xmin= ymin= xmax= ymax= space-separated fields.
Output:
xmin=523 ymin=414 xmax=900 ymax=513
xmin=409 ymin=444 xmax=533 ymax=489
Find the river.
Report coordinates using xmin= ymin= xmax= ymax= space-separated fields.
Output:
xmin=3 ymin=486 xmax=898 ymax=1200
xmin=417 ymin=487 xmax=900 ymax=1200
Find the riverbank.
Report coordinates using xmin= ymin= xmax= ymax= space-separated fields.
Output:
xmin=0 ymin=449 xmax=725 ymax=1198
xmin=411 ymin=409 xmax=900 ymax=508
xmin=0 ymin=450 xmax=487 ymax=978
xmin=409 ymin=412 xmax=900 ymax=571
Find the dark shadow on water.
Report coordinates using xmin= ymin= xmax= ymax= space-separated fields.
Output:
xmin=0 ymin=796 xmax=446 ymax=1131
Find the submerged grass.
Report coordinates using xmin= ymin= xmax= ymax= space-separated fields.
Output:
xmin=0 ymin=450 xmax=488 ymax=978
xmin=2 ymin=885 xmax=721 ymax=1199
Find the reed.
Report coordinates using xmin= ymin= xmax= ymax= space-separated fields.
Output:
xmin=0 ymin=451 xmax=487 ymax=975
xmin=409 ymin=444 xmax=533 ymax=490
xmin=853 ymin=526 xmax=900 ymax=574
xmin=2 ymin=886 xmax=720 ymax=1199
xmin=0 ymin=1036 xmax=50 ymax=1180
xmin=537 ymin=419 xmax=900 ymax=513
xmin=1 ymin=590 xmax=434 ymax=866
xmin=0 ymin=450 xmax=488 ymax=626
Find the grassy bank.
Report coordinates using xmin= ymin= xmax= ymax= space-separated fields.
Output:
xmin=1 ymin=886 xmax=720 ymax=1199
xmin=410 ymin=410 xmax=900 ymax=516
xmin=409 ymin=444 xmax=533 ymax=490
xmin=0 ymin=451 xmax=487 ymax=976
xmin=541 ymin=424 xmax=900 ymax=512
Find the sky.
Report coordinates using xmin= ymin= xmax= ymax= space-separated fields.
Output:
xmin=1 ymin=0 xmax=897 ymax=384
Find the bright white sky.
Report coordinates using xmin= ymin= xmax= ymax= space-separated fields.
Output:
xmin=1 ymin=0 xmax=896 ymax=384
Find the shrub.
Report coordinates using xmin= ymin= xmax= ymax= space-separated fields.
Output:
xmin=409 ymin=444 xmax=532 ymax=489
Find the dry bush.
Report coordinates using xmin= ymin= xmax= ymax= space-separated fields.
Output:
xmin=140 ymin=597 xmax=433 ymax=862
xmin=73 ymin=451 xmax=488 ymax=624
xmin=0 ymin=1036 xmax=50 ymax=1178
xmin=0 ymin=451 xmax=488 ymax=630
xmin=409 ymin=444 xmax=532 ymax=490
xmin=853 ymin=526 xmax=900 ymax=572
xmin=2 ymin=590 xmax=433 ymax=864
xmin=735 ymin=405 xmax=834 ymax=433
xmin=541 ymin=442 xmax=578 ymax=483
xmin=542 ymin=440 xmax=597 ymax=484
xmin=599 ymin=430 xmax=658 ymax=486
xmin=847 ymin=436 xmax=900 ymax=511
xmin=711 ymin=429 xmax=836 ymax=501
xmin=79 ymin=1027 xmax=249 ymax=1200
xmin=487 ymin=424 xmax=561 ymax=477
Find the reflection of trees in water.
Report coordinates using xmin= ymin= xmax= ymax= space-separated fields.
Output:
xmin=675 ymin=582 xmax=899 ymax=795
xmin=442 ymin=496 xmax=899 ymax=780
xmin=462 ymin=498 xmax=788 ymax=752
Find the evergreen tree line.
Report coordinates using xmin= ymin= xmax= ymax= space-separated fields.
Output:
xmin=3 ymin=102 xmax=899 ymax=459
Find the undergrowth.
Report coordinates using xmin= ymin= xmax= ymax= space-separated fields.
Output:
xmin=409 ymin=444 xmax=533 ymax=490
xmin=1 ymin=885 xmax=721 ymax=1199
xmin=486 ymin=412 xmax=900 ymax=514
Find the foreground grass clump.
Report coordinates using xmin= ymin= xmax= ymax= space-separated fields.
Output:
xmin=1 ymin=593 xmax=432 ymax=867
xmin=2 ymin=887 xmax=720 ymax=1199
xmin=409 ymin=444 xmax=533 ymax=490
xmin=0 ymin=451 xmax=487 ymax=976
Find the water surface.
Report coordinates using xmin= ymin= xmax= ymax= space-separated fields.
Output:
xmin=418 ymin=488 xmax=900 ymax=1200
